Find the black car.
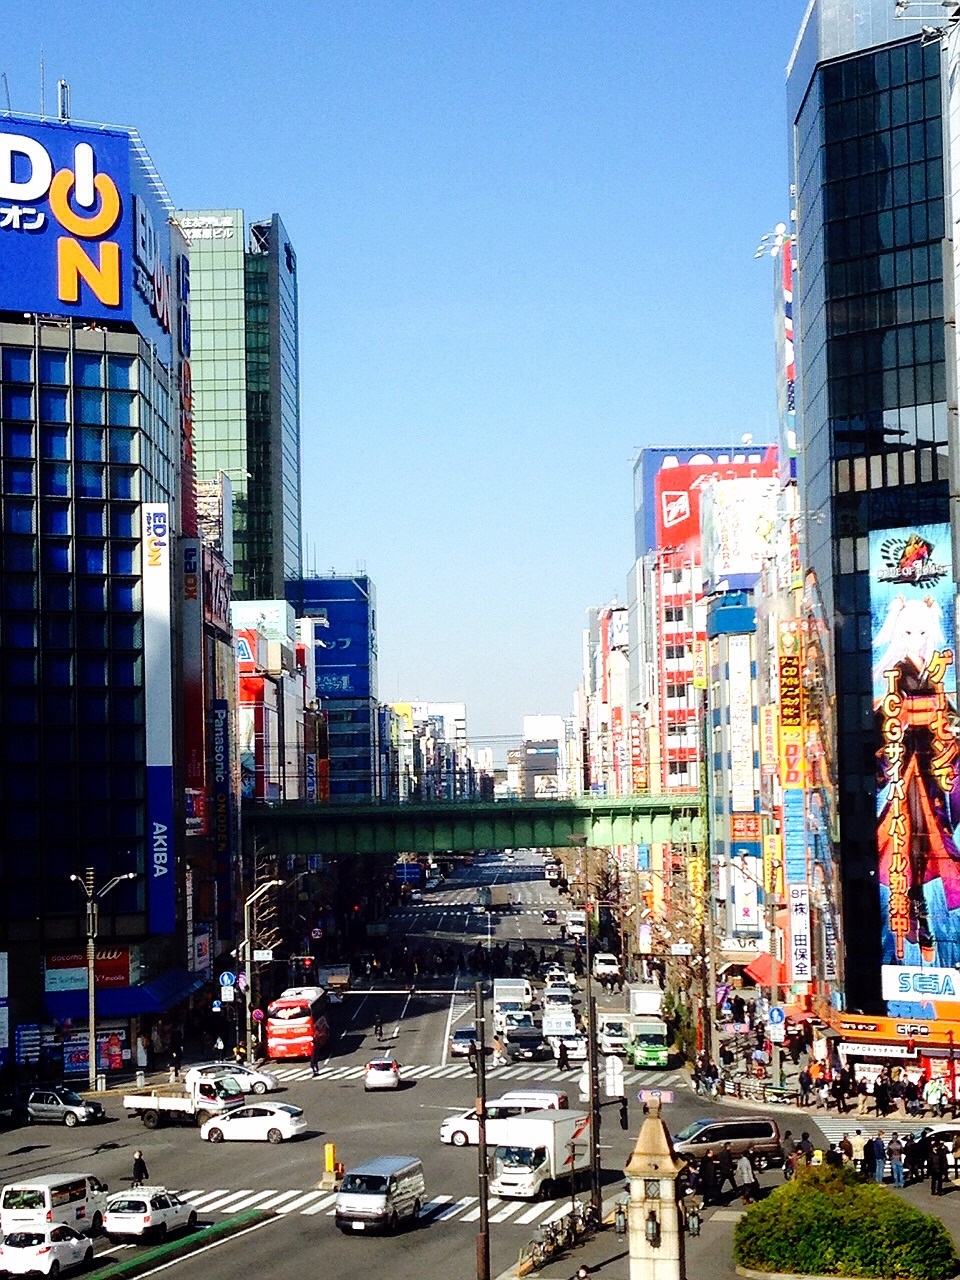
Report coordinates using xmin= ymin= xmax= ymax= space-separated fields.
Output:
xmin=506 ymin=1029 xmax=552 ymax=1062
xmin=541 ymin=909 xmax=558 ymax=926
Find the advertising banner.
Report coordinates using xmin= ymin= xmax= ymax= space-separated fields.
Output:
xmin=211 ymin=700 xmax=234 ymax=941
xmin=311 ymin=599 xmax=372 ymax=698
xmin=44 ymin=948 xmax=130 ymax=992
xmin=0 ymin=119 xmax=174 ymax=360
xmin=730 ymin=854 xmax=761 ymax=933
xmin=728 ymin=635 xmax=755 ymax=812
xmin=648 ymin=447 xmax=779 ymax=559
xmin=700 ymin=477 xmax=778 ymax=594
xmin=180 ymin=539 xmax=205 ymax=836
xmin=870 ymin=524 xmax=960 ymax=989
xmin=142 ymin=505 xmax=175 ymax=934
xmin=789 ymin=883 xmax=812 ymax=984
xmin=881 ymin=964 xmax=960 ymax=1003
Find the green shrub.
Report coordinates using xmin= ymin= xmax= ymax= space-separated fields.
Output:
xmin=732 ymin=1164 xmax=958 ymax=1279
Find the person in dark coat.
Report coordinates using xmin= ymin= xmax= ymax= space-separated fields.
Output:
xmin=930 ymin=1140 xmax=948 ymax=1196
xmin=698 ymin=1149 xmax=718 ymax=1206
xmin=557 ymin=1040 xmax=571 ymax=1072
xmin=716 ymin=1143 xmax=737 ymax=1200
xmin=310 ymin=1038 xmax=323 ymax=1077
xmin=781 ymin=1130 xmax=797 ymax=1180
xmin=798 ymin=1068 xmax=813 ymax=1107
xmin=131 ymin=1150 xmax=148 ymax=1187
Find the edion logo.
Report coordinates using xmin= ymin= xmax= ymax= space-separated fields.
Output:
xmin=0 ymin=132 xmax=123 ymax=307
xmin=145 ymin=508 xmax=168 ymax=568
xmin=183 ymin=544 xmax=199 ymax=600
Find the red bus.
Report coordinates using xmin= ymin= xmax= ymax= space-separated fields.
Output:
xmin=265 ymin=987 xmax=330 ymax=1061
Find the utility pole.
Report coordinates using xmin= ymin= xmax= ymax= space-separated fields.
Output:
xmin=475 ymin=981 xmax=491 ymax=1280
xmin=584 ymin=898 xmax=602 ymax=1216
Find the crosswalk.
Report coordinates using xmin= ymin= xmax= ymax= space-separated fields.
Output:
xmin=814 ymin=1114 xmax=921 ymax=1146
xmin=176 ymin=1185 xmax=578 ymax=1230
xmin=268 ymin=1061 xmax=688 ymax=1088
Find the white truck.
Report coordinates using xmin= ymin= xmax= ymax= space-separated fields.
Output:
xmin=565 ymin=910 xmax=587 ymax=941
xmin=493 ymin=978 xmax=533 ymax=1009
xmin=122 ymin=1075 xmax=245 ymax=1129
xmin=542 ymin=1008 xmax=578 ymax=1042
xmin=598 ymin=1012 xmax=634 ymax=1055
xmin=489 ymin=1109 xmax=592 ymax=1199
xmin=629 ymin=984 xmax=664 ymax=1018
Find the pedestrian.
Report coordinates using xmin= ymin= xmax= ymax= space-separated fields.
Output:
xmin=952 ymin=1132 xmax=960 ymax=1179
xmin=699 ymin=1149 xmax=718 ymax=1206
xmin=310 ymin=1038 xmax=322 ymax=1078
xmin=716 ymin=1143 xmax=737 ymax=1200
xmin=850 ymin=1129 xmax=867 ymax=1173
xmin=875 ymin=1077 xmax=890 ymax=1118
xmin=374 ymin=1013 xmax=384 ymax=1042
xmin=797 ymin=1132 xmax=814 ymax=1166
xmin=856 ymin=1077 xmax=870 ymax=1116
xmin=131 ymin=1150 xmax=148 ymax=1187
xmin=832 ymin=1076 xmax=847 ymax=1114
xmin=798 ymin=1067 xmax=812 ymax=1107
xmin=468 ymin=1041 xmax=479 ymax=1074
xmin=888 ymin=1132 xmax=905 ymax=1188
xmin=872 ymin=1132 xmax=887 ymax=1183
xmin=781 ymin=1131 xmax=796 ymax=1180
xmin=492 ymin=1035 xmax=506 ymax=1067
xmin=930 ymin=1140 xmax=948 ymax=1196
xmin=168 ymin=1045 xmax=181 ymax=1082
xmin=557 ymin=1039 xmax=571 ymax=1073
xmin=904 ymin=1134 xmax=920 ymax=1184
xmin=214 ymin=1035 xmax=225 ymax=1061
xmin=825 ymin=1144 xmax=843 ymax=1168
xmin=736 ymin=1149 xmax=759 ymax=1205
xmin=839 ymin=1132 xmax=853 ymax=1163
xmin=232 ymin=1042 xmax=246 ymax=1067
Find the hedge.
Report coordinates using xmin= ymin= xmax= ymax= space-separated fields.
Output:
xmin=732 ymin=1165 xmax=958 ymax=1279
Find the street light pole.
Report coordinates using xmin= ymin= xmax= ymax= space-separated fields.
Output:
xmin=243 ymin=879 xmax=284 ymax=1059
xmin=69 ymin=868 xmax=138 ymax=1092
xmin=474 ymin=981 xmax=491 ymax=1280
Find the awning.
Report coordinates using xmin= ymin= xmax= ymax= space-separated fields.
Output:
xmin=44 ymin=968 xmax=206 ymax=1022
xmin=743 ymin=952 xmax=788 ymax=988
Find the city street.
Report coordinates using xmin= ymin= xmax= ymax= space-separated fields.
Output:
xmin=0 ymin=852 xmax=871 ymax=1279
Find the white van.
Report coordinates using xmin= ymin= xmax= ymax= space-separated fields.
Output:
xmin=335 ymin=1156 xmax=425 ymax=1234
xmin=1 ymin=1175 xmax=110 ymax=1236
xmin=497 ymin=1089 xmax=569 ymax=1111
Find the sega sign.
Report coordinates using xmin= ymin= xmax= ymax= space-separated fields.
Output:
xmin=0 ymin=118 xmax=174 ymax=359
xmin=882 ymin=965 xmax=960 ymax=1003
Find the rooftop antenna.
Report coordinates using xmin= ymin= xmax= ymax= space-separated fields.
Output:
xmin=39 ymin=45 xmax=44 ymax=119
xmin=57 ymin=79 xmax=70 ymax=121
xmin=1 ymin=73 xmax=11 ymax=114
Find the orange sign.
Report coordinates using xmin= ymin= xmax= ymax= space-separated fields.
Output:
xmin=731 ymin=814 xmax=761 ymax=840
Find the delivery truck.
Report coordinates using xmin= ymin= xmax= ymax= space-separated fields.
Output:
xmin=489 ymin=1109 xmax=592 ymax=1199
xmin=624 ymin=1017 xmax=670 ymax=1068
xmin=597 ymin=1012 xmax=634 ymax=1055
xmin=628 ymin=984 xmax=664 ymax=1017
xmin=474 ymin=884 xmax=513 ymax=913
xmin=565 ymin=910 xmax=587 ymax=940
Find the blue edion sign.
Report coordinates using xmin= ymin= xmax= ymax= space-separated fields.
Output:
xmin=0 ymin=118 xmax=174 ymax=360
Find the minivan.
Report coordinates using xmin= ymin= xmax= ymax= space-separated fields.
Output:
xmin=497 ymin=1089 xmax=569 ymax=1111
xmin=672 ymin=1117 xmax=782 ymax=1168
xmin=1 ymin=1175 xmax=110 ymax=1236
xmin=335 ymin=1156 xmax=425 ymax=1234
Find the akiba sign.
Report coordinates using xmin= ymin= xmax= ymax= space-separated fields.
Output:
xmin=0 ymin=119 xmax=175 ymax=360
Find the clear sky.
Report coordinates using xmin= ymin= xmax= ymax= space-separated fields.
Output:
xmin=4 ymin=1 xmax=810 ymax=749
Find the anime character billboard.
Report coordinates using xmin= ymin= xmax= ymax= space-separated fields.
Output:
xmin=870 ymin=525 xmax=960 ymax=978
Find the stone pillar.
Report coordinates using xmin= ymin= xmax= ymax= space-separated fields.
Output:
xmin=623 ymin=1099 xmax=686 ymax=1280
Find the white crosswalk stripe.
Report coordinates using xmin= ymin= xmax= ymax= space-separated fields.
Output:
xmin=197 ymin=1189 xmax=257 ymax=1212
xmin=186 ymin=1189 xmax=230 ymax=1208
xmin=302 ymin=1194 xmax=339 ymax=1216
xmin=276 ymin=1191 xmax=332 ymax=1214
xmin=257 ymin=1061 xmax=686 ymax=1089
xmin=431 ymin=1196 xmax=476 ymax=1221
xmin=218 ymin=1190 xmax=286 ymax=1213
xmin=488 ymin=1201 xmax=526 ymax=1223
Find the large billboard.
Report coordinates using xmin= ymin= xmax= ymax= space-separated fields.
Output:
xmin=871 ymin=524 xmax=960 ymax=998
xmin=700 ymin=477 xmax=778 ymax=594
xmin=312 ymin=599 xmax=373 ymax=698
xmin=142 ymin=504 xmax=175 ymax=934
xmin=0 ymin=118 xmax=175 ymax=361
xmin=632 ymin=445 xmax=778 ymax=559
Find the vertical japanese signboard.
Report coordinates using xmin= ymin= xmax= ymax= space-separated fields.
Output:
xmin=789 ymin=883 xmax=811 ymax=984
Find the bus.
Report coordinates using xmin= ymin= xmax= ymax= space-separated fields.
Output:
xmin=265 ymin=989 xmax=330 ymax=1061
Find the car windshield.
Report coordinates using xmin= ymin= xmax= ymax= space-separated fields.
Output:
xmin=369 ymin=1061 xmax=395 ymax=1071
xmin=340 ymin=1174 xmax=386 ymax=1194
xmin=674 ymin=1120 xmax=712 ymax=1141
xmin=4 ymin=1233 xmax=46 ymax=1248
xmin=454 ymin=1030 xmax=475 ymax=1041
xmin=604 ymin=1022 xmax=627 ymax=1036
xmin=56 ymin=1091 xmax=85 ymax=1105
xmin=635 ymin=1030 xmax=666 ymax=1045
xmin=2 ymin=1191 xmax=45 ymax=1210
xmin=215 ymin=1078 xmax=243 ymax=1098
xmin=495 ymin=1145 xmax=536 ymax=1170
xmin=108 ymin=1199 xmax=147 ymax=1213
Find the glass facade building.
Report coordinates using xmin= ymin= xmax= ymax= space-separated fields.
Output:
xmin=179 ymin=210 xmax=302 ymax=600
xmin=789 ymin=3 xmax=949 ymax=1008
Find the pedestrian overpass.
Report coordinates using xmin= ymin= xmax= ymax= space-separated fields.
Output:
xmin=243 ymin=795 xmax=703 ymax=858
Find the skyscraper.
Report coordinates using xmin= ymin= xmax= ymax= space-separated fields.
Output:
xmin=178 ymin=210 xmax=302 ymax=599
xmin=788 ymin=2 xmax=951 ymax=1010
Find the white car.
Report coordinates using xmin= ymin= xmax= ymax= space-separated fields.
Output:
xmin=553 ymin=1033 xmax=588 ymax=1061
xmin=592 ymin=953 xmax=621 ymax=979
xmin=103 ymin=1188 xmax=198 ymax=1240
xmin=200 ymin=1101 xmax=307 ymax=1144
xmin=184 ymin=1062 xmax=279 ymax=1094
xmin=0 ymin=1224 xmax=93 ymax=1276
xmin=363 ymin=1055 xmax=402 ymax=1091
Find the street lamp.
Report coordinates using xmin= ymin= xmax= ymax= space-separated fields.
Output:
xmin=243 ymin=879 xmax=284 ymax=1058
xmin=69 ymin=868 xmax=138 ymax=1092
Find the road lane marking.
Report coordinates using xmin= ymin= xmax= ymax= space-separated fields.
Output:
xmin=489 ymin=1201 xmax=525 ymax=1222
xmin=350 ymin=994 xmax=368 ymax=1022
xmin=301 ymin=1194 xmax=339 ymax=1215
xmin=197 ymin=1189 xmax=256 ymax=1211
xmin=251 ymin=1190 xmax=305 ymax=1211
xmin=394 ymin=984 xmax=416 ymax=1039
xmin=276 ymin=1190 xmax=331 ymax=1213
xmin=461 ymin=1198 xmax=502 ymax=1221
xmin=440 ymin=971 xmax=459 ymax=1065
xmin=419 ymin=1194 xmax=453 ymax=1218
xmin=515 ymin=1202 xmax=553 ymax=1224
xmin=433 ymin=1196 xmax=477 ymax=1220
xmin=187 ymin=1190 xmax=230 ymax=1207
xmin=214 ymin=1190 xmax=283 ymax=1213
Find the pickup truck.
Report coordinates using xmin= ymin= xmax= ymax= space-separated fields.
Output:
xmin=123 ymin=1075 xmax=245 ymax=1129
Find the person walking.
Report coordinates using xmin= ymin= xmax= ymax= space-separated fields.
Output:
xmin=736 ymin=1149 xmax=759 ymax=1205
xmin=310 ymin=1037 xmax=322 ymax=1078
xmin=839 ymin=1132 xmax=854 ymax=1163
xmin=557 ymin=1039 xmax=571 ymax=1073
xmin=716 ymin=1143 xmax=737 ymax=1201
xmin=168 ymin=1045 xmax=181 ymax=1083
xmin=699 ymin=1149 xmax=718 ymax=1207
xmin=930 ymin=1140 xmax=948 ymax=1196
xmin=131 ymin=1150 xmax=148 ymax=1187
xmin=492 ymin=1034 xmax=506 ymax=1068
xmin=855 ymin=1077 xmax=870 ymax=1116
xmin=952 ymin=1132 xmax=960 ymax=1179
xmin=214 ymin=1035 xmax=225 ymax=1061
xmin=871 ymin=1132 xmax=887 ymax=1183
xmin=232 ymin=1041 xmax=247 ymax=1067
xmin=781 ymin=1131 xmax=797 ymax=1181
xmin=798 ymin=1067 xmax=813 ymax=1107
xmin=374 ymin=1013 xmax=384 ymax=1043
xmin=850 ymin=1129 xmax=867 ymax=1173
xmin=888 ymin=1132 xmax=905 ymax=1187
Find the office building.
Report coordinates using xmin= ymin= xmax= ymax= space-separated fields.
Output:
xmin=788 ymin=2 xmax=952 ymax=1013
xmin=178 ymin=209 xmax=302 ymax=599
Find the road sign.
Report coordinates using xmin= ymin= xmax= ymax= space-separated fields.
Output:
xmin=769 ymin=1023 xmax=786 ymax=1044
xmin=670 ymin=943 xmax=693 ymax=956
xmin=211 ymin=1000 xmax=222 ymax=1013
xmin=604 ymin=1055 xmax=625 ymax=1098
xmin=253 ymin=949 xmax=273 ymax=962
xmin=251 ymin=1008 xmax=265 ymax=1023
xmin=310 ymin=927 xmax=323 ymax=941
xmin=220 ymin=985 xmax=235 ymax=1003
xmin=638 ymin=1088 xmax=674 ymax=1104
xmin=768 ymin=1007 xmax=786 ymax=1025
xmin=218 ymin=970 xmax=236 ymax=987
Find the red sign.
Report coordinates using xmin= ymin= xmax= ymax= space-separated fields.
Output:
xmin=46 ymin=948 xmax=130 ymax=989
xmin=731 ymin=814 xmax=761 ymax=840
xmin=654 ymin=451 xmax=778 ymax=558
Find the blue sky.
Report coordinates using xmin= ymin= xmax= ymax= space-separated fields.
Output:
xmin=4 ymin=1 xmax=809 ymax=747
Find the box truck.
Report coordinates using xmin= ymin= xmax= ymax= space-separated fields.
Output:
xmin=489 ymin=1109 xmax=592 ymax=1199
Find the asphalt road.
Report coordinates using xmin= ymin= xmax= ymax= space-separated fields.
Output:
xmin=0 ymin=850 xmax=822 ymax=1280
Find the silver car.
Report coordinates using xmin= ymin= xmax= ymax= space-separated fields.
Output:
xmin=26 ymin=1088 xmax=105 ymax=1126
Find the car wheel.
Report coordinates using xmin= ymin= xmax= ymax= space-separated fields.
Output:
xmin=142 ymin=1110 xmax=160 ymax=1130
xmin=252 ymin=1081 xmax=267 ymax=1095
xmin=49 ymin=1261 xmax=60 ymax=1277
xmin=412 ymin=1199 xmax=421 ymax=1224
xmin=64 ymin=1111 xmax=78 ymax=1127
xmin=207 ymin=1127 xmax=224 ymax=1143
xmin=156 ymin=1224 xmax=168 ymax=1242
xmin=187 ymin=1212 xmax=197 ymax=1232
xmin=267 ymin=1127 xmax=283 ymax=1144
xmin=83 ymin=1248 xmax=94 ymax=1269
xmin=452 ymin=1130 xmax=469 ymax=1147
xmin=90 ymin=1213 xmax=102 ymax=1237
xmin=389 ymin=1211 xmax=399 ymax=1234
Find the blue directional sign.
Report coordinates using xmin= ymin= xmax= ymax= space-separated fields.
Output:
xmin=768 ymin=1007 xmax=786 ymax=1025
xmin=218 ymin=970 xmax=236 ymax=987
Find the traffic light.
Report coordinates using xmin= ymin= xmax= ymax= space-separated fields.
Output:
xmin=619 ymin=1098 xmax=629 ymax=1131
